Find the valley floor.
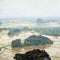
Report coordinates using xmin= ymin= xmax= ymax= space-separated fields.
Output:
xmin=0 ymin=32 xmax=60 ymax=60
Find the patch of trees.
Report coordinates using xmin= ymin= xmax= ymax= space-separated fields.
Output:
xmin=24 ymin=35 xmax=53 ymax=46
xmin=2 ymin=27 xmax=60 ymax=37
xmin=11 ymin=39 xmax=22 ymax=47
xmin=36 ymin=18 xmax=43 ymax=24
xmin=11 ymin=35 xmax=53 ymax=48
xmin=34 ymin=27 xmax=60 ymax=36
xmin=8 ymin=28 xmax=21 ymax=36
xmin=21 ymin=27 xmax=32 ymax=32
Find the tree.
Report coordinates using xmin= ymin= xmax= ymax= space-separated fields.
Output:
xmin=36 ymin=18 xmax=43 ymax=24
xmin=11 ymin=39 xmax=22 ymax=47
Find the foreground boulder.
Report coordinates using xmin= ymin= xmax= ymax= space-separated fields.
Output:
xmin=14 ymin=49 xmax=51 ymax=60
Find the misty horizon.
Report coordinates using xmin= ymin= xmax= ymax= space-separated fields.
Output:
xmin=0 ymin=0 xmax=60 ymax=18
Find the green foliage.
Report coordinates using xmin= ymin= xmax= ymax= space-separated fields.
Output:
xmin=11 ymin=35 xmax=53 ymax=47
xmin=24 ymin=35 xmax=53 ymax=46
xmin=8 ymin=28 xmax=21 ymax=36
xmin=11 ymin=39 xmax=22 ymax=47
xmin=36 ymin=18 xmax=43 ymax=23
xmin=34 ymin=27 xmax=60 ymax=36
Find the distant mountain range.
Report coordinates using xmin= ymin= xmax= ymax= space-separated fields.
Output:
xmin=36 ymin=18 xmax=60 ymax=23
xmin=0 ymin=17 xmax=60 ymax=24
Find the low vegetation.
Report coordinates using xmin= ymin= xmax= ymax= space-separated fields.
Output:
xmin=11 ymin=39 xmax=22 ymax=47
xmin=11 ymin=35 xmax=53 ymax=48
xmin=8 ymin=28 xmax=21 ymax=36
xmin=24 ymin=35 xmax=53 ymax=46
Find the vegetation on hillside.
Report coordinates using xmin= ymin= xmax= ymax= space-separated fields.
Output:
xmin=0 ymin=27 xmax=60 ymax=37
xmin=11 ymin=39 xmax=22 ymax=47
xmin=8 ymin=28 xmax=21 ymax=36
xmin=11 ymin=35 xmax=53 ymax=47
xmin=33 ymin=27 xmax=60 ymax=36
xmin=24 ymin=35 xmax=53 ymax=46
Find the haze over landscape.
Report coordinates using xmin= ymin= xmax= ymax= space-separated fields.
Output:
xmin=0 ymin=0 xmax=60 ymax=60
xmin=0 ymin=0 xmax=60 ymax=18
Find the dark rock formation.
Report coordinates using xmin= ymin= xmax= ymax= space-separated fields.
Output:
xmin=14 ymin=49 xmax=51 ymax=60
xmin=11 ymin=39 xmax=21 ymax=47
xmin=24 ymin=35 xmax=53 ymax=46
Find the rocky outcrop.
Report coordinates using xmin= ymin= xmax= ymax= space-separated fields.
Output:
xmin=14 ymin=49 xmax=51 ymax=60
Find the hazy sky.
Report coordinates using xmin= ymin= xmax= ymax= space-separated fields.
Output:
xmin=0 ymin=0 xmax=60 ymax=18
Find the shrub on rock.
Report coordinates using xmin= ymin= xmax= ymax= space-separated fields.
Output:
xmin=8 ymin=28 xmax=21 ymax=37
xmin=11 ymin=39 xmax=21 ymax=47
xmin=24 ymin=35 xmax=53 ymax=46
